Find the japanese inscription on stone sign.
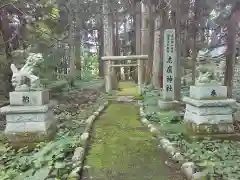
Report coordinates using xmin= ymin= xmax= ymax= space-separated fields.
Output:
xmin=163 ymin=29 xmax=176 ymax=100
xmin=211 ymin=90 xmax=217 ymax=96
xmin=22 ymin=96 xmax=30 ymax=103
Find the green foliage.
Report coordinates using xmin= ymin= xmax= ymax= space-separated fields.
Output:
xmin=142 ymin=86 xmax=162 ymax=122
xmin=142 ymin=85 xmax=240 ymax=180
xmin=133 ymin=94 xmax=144 ymax=100
xmin=47 ymin=80 xmax=68 ymax=93
xmin=0 ymin=135 xmax=79 ymax=180
xmin=80 ymin=55 xmax=99 ymax=80
xmin=169 ymin=135 xmax=240 ymax=180
xmin=0 ymin=90 xmax=106 ymax=180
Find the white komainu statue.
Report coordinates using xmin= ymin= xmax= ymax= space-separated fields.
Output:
xmin=11 ymin=53 xmax=44 ymax=91
xmin=196 ymin=65 xmax=221 ymax=86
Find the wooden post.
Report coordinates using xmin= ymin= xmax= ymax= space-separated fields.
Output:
xmin=138 ymin=59 xmax=142 ymax=94
xmin=105 ymin=60 xmax=112 ymax=93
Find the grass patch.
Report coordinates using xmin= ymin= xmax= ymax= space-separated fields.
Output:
xmin=85 ymin=104 xmax=175 ymax=180
xmin=116 ymin=81 xmax=139 ymax=96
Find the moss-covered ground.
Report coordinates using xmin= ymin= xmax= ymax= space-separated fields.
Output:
xmin=116 ymin=81 xmax=139 ymax=96
xmin=84 ymin=104 xmax=185 ymax=180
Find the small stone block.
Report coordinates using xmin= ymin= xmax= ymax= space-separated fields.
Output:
xmin=5 ymin=126 xmax=56 ymax=149
xmin=182 ymin=97 xmax=236 ymax=107
xmin=184 ymin=111 xmax=233 ymax=124
xmin=158 ymin=100 xmax=179 ymax=110
xmin=1 ymin=104 xmax=53 ymax=114
xmin=9 ymin=91 xmax=49 ymax=106
xmin=185 ymin=104 xmax=233 ymax=116
xmin=6 ymin=111 xmax=53 ymax=123
xmin=5 ymin=111 xmax=55 ymax=132
xmin=185 ymin=121 xmax=235 ymax=134
xmin=190 ymin=85 xmax=227 ymax=100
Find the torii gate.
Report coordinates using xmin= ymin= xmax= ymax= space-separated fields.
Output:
xmin=101 ymin=55 xmax=148 ymax=94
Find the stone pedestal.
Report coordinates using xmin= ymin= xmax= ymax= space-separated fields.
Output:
xmin=158 ymin=99 xmax=179 ymax=111
xmin=1 ymin=90 xmax=56 ymax=148
xmin=183 ymin=85 xmax=236 ymax=135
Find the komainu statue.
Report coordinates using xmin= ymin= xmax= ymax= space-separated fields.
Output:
xmin=11 ymin=53 xmax=43 ymax=91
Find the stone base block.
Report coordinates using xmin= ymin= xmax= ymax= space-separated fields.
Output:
xmin=185 ymin=104 xmax=233 ymax=116
xmin=10 ymin=90 xmax=49 ymax=106
xmin=184 ymin=121 xmax=235 ymax=135
xmin=4 ymin=110 xmax=57 ymax=149
xmin=182 ymin=97 xmax=236 ymax=107
xmin=190 ymin=85 xmax=227 ymax=100
xmin=184 ymin=111 xmax=233 ymax=124
xmin=158 ymin=100 xmax=179 ymax=111
xmin=1 ymin=104 xmax=54 ymax=114
xmin=5 ymin=124 xmax=56 ymax=149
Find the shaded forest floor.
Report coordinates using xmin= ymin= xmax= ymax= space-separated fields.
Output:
xmin=81 ymin=103 xmax=186 ymax=180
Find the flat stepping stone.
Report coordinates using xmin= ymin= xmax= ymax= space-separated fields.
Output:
xmin=116 ymin=96 xmax=135 ymax=102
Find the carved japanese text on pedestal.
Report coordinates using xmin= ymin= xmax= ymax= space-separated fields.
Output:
xmin=163 ymin=29 xmax=176 ymax=100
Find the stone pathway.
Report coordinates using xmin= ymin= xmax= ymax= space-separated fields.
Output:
xmin=81 ymin=103 xmax=185 ymax=180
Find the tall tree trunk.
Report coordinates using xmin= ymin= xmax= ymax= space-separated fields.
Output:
xmin=145 ymin=1 xmax=155 ymax=84
xmin=98 ymin=18 xmax=104 ymax=77
xmin=103 ymin=0 xmax=114 ymax=92
xmin=159 ymin=9 xmax=168 ymax=89
xmin=123 ymin=18 xmax=129 ymax=80
xmin=152 ymin=15 xmax=161 ymax=88
xmin=114 ymin=13 xmax=121 ymax=80
xmin=0 ymin=12 xmax=14 ymax=98
xmin=135 ymin=0 xmax=141 ymax=55
xmin=68 ymin=6 xmax=76 ymax=87
xmin=191 ymin=0 xmax=200 ymax=85
xmin=174 ymin=0 xmax=181 ymax=100
xmin=75 ymin=15 xmax=82 ymax=79
xmin=141 ymin=2 xmax=149 ymax=83
xmin=224 ymin=12 xmax=237 ymax=97
xmin=134 ymin=0 xmax=141 ymax=84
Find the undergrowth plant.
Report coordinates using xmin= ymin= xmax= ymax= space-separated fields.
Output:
xmin=142 ymin=85 xmax=240 ymax=180
xmin=0 ymin=93 xmax=106 ymax=180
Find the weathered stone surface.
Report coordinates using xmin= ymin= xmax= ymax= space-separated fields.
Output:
xmin=185 ymin=104 xmax=233 ymax=116
xmin=184 ymin=111 xmax=233 ymax=124
xmin=5 ymin=111 xmax=54 ymax=132
xmin=9 ymin=90 xmax=49 ymax=106
xmin=184 ymin=84 xmax=236 ymax=136
xmin=185 ymin=121 xmax=234 ymax=134
xmin=1 ymin=104 xmax=52 ymax=114
xmin=189 ymin=85 xmax=227 ymax=100
xmin=6 ymin=111 xmax=53 ymax=123
xmin=183 ymin=97 xmax=236 ymax=107
xmin=2 ymin=87 xmax=56 ymax=149
xmin=72 ymin=147 xmax=84 ymax=162
xmin=158 ymin=100 xmax=179 ymax=110
xmin=5 ymin=124 xmax=57 ymax=148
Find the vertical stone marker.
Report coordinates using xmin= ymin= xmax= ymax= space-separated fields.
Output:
xmin=158 ymin=29 xmax=179 ymax=111
xmin=163 ymin=29 xmax=176 ymax=100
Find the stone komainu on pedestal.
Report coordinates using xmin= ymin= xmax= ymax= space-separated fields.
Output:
xmin=0 ymin=53 xmax=57 ymax=149
xmin=183 ymin=84 xmax=236 ymax=135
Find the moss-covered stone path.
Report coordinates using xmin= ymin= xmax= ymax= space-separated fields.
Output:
xmin=82 ymin=103 xmax=185 ymax=180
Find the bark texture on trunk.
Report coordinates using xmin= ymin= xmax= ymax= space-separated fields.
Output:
xmin=224 ymin=13 xmax=237 ymax=97
xmin=145 ymin=2 xmax=155 ymax=84
xmin=152 ymin=16 xmax=161 ymax=88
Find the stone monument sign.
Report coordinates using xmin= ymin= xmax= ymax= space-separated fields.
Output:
xmin=162 ymin=29 xmax=176 ymax=100
xmin=158 ymin=29 xmax=179 ymax=110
